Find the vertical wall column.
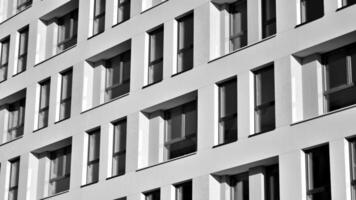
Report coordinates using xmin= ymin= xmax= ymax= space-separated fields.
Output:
xmin=7 ymin=32 xmax=17 ymax=78
xmin=275 ymin=0 xmax=297 ymax=33
xmin=131 ymin=34 xmax=146 ymax=90
xmin=126 ymin=113 xmax=140 ymax=172
xmin=161 ymin=184 xmax=174 ymax=200
xmin=194 ymin=3 xmax=210 ymax=68
xmin=72 ymin=131 xmax=85 ymax=188
xmin=238 ymin=71 xmax=252 ymax=138
xmin=24 ymin=83 xmax=38 ymax=135
xmin=77 ymin=0 xmax=91 ymax=42
xmin=27 ymin=20 xmax=39 ymax=68
xmin=193 ymin=175 xmax=210 ymax=200
xmin=105 ymin=0 xmax=115 ymax=29
xmin=0 ymin=159 xmax=7 ymax=200
xmin=247 ymin=0 xmax=262 ymax=44
xmin=48 ymin=74 xmax=59 ymax=125
xmin=163 ymin=20 xmax=175 ymax=77
xmin=249 ymin=167 xmax=265 ymax=200
xmin=99 ymin=123 xmax=110 ymax=181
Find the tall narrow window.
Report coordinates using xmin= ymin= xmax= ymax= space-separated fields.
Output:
xmin=145 ymin=189 xmax=160 ymax=200
xmin=59 ymin=69 xmax=73 ymax=121
xmin=300 ymin=0 xmax=324 ymax=24
xmin=218 ymin=78 xmax=237 ymax=145
xmin=148 ymin=26 xmax=164 ymax=85
xmin=323 ymin=45 xmax=356 ymax=112
xmin=305 ymin=145 xmax=331 ymax=200
xmin=262 ymin=0 xmax=276 ymax=38
xmin=230 ymin=173 xmax=249 ymax=200
xmin=342 ymin=0 xmax=356 ymax=7
xmin=57 ymin=10 xmax=78 ymax=53
xmin=175 ymin=181 xmax=192 ymax=200
xmin=0 ymin=37 xmax=10 ymax=82
xmin=17 ymin=27 xmax=29 ymax=74
xmin=8 ymin=158 xmax=20 ymax=200
xmin=177 ymin=12 xmax=194 ymax=73
xmin=349 ymin=138 xmax=356 ymax=200
xmin=265 ymin=164 xmax=280 ymax=200
xmin=7 ymin=99 xmax=25 ymax=141
xmin=254 ymin=65 xmax=275 ymax=134
xmin=17 ymin=0 xmax=32 ymax=12
xmin=93 ymin=0 xmax=106 ymax=35
xmin=112 ymin=119 xmax=127 ymax=177
xmin=117 ymin=0 xmax=130 ymax=24
xmin=105 ymin=51 xmax=131 ymax=101
xmin=48 ymin=146 xmax=71 ymax=196
xmin=229 ymin=0 xmax=247 ymax=52
xmin=38 ymin=79 xmax=50 ymax=129
xmin=86 ymin=129 xmax=100 ymax=184
xmin=165 ymin=101 xmax=197 ymax=160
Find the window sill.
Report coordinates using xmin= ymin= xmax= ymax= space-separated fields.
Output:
xmin=81 ymin=181 xmax=98 ymax=188
xmin=295 ymin=16 xmax=323 ymax=28
xmin=212 ymin=140 xmax=237 ymax=149
xmin=54 ymin=117 xmax=70 ymax=124
xmin=141 ymin=0 xmax=168 ymax=14
xmin=40 ymin=190 xmax=69 ymax=200
xmin=208 ymin=35 xmax=276 ymax=64
xmin=33 ymin=125 xmax=48 ymax=133
xmin=106 ymin=173 xmax=125 ymax=181
xmin=171 ymin=68 xmax=193 ymax=78
xmin=12 ymin=70 xmax=26 ymax=78
xmin=87 ymin=32 xmax=104 ymax=40
xmin=81 ymin=92 xmax=129 ymax=114
xmin=112 ymin=19 xmax=130 ymax=28
xmin=142 ymin=80 xmax=163 ymax=89
xmin=248 ymin=128 xmax=275 ymax=138
xmin=0 ymin=135 xmax=23 ymax=147
xmin=0 ymin=5 xmax=32 ymax=25
xmin=34 ymin=45 xmax=77 ymax=67
xmin=336 ymin=3 xmax=356 ymax=12
xmin=291 ymin=103 xmax=356 ymax=126
xmin=136 ymin=152 xmax=196 ymax=172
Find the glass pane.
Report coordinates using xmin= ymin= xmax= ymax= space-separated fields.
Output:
xmin=61 ymin=71 xmax=72 ymax=101
xmin=38 ymin=110 xmax=48 ymax=128
xmin=95 ymin=0 xmax=106 ymax=16
xmin=118 ymin=0 xmax=130 ymax=23
xmin=352 ymin=185 xmax=356 ymax=200
xmin=88 ymin=131 xmax=100 ymax=162
xmin=265 ymin=165 xmax=279 ymax=200
xmin=1 ymin=40 xmax=9 ymax=65
xmin=255 ymin=104 xmax=275 ymax=133
xmin=178 ymin=14 xmax=193 ymax=51
xmin=149 ymin=28 xmax=164 ymax=62
xmin=219 ymin=79 xmax=237 ymax=118
xmin=17 ymin=56 xmax=26 ymax=73
xmin=177 ymin=47 xmax=193 ymax=73
xmin=184 ymin=102 xmax=197 ymax=136
xmin=167 ymin=137 xmax=196 ymax=159
xmin=8 ymin=189 xmax=18 ymax=200
xmin=9 ymin=160 xmax=20 ymax=188
xmin=112 ymin=154 xmax=125 ymax=176
xmin=262 ymin=0 xmax=276 ymax=38
xmin=87 ymin=162 xmax=99 ymax=183
xmin=350 ymin=141 xmax=356 ymax=181
xmin=326 ymin=51 xmax=348 ymax=89
xmin=327 ymin=86 xmax=356 ymax=111
xmin=255 ymin=66 xmax=275 ymax=106
xmin=50 ymin=176 xmax=70 ymax=195
xmin=148 ymin=61 xmax=163 ymax=84
xmin=229 ymin=0 xmax=247 ymax=51
xmin=113 ymin=121 xmax=127 ymax=153
xmin=0 ymin=65 xmax=6 ymax=81
xmin=19 ymin=29 xmax=28 ymax=56
xmin=167 ymin=107 xmax=182 ymax=141
xmin=302 ymin=0 xmax=324 ymax=23
xmin=146 ymin=189 xmax=160 ymax=200
xmin=93 ymin=16 xmax=105 ymax=35
xmin=59 ymin=101 xmax=71 ymax=120
xmin=219 ymin=116 xmax=237 ymax=144
xmin=176 ymin=181 xmax=192 ymax=200
xmin=345 ymin=0 xmax=356 ymax=6
xmin=233 ymin=176 xmax=249 ymax=200
xmin=39 ymin=81 xmax=50 ymax=109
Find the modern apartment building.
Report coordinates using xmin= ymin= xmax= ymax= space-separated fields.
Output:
xmin=0 ymin=0 xmax=356 ymax=199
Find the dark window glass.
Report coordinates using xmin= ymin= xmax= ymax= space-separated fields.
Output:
xmin=145 ymin=189 xmax=160 ymax=200
xmin=105 ymin=51 xmax=131 ymax=101
xmin=230 ymin=173 xmax=249 ymax=200
xmin=300 ymin=0 xmax=324 ymax=23
xmin=343 ymin=0 xmax=356 ymax=6
xmin=112 ymin=119 xmax=127 ymax=177
xmin=262 ymin=0 xmax=276 ymax=38
xmin=7 ymin=99 xmax=25 ymax=141
xmin=59 ymin=69 xmax=72 ymax=121
xmin=8 ymin=158 xmax=20 ymax=200
xmin=17 ymin=0 xmax=32 ymax=12
xmin=93 ymin=0 xmax=106 ymax=35
xmin=265 ymin=164 xmax=280 ymax=200
xmin=218 ymin=78 xmax=237 ymax=144
xmin=175 ymin=181 xmax=192 ymax=200
xmin=254 ymin=65 xmax=275 ymax=134
xmin=57 ymin=10 xmax=78 ymax=52
xmin=305 ymin=145 xmax=331 ymax=200
xmin=350 ymin=139 xmax=356 ymax=200
xmin=117 ymin=0 xmax=130 ymax=24
xmin=177 ymin=13 xmax=194 ymax=73
xmin=86 ymin=129 xmax=100 ymax=184
xmin=0 ymin=37 xmax=10 ymax=82
xmin=148 ymin=27 xmax=164 ymax=85
xmin=49 ymin=146 xmax=71 ymax=196
xmin=229 ymin=0 xmax=247 ymax=52
xmin=38 ymin=79 xmax=50 ymax=129
xmin=17 ymin=27 xmax=29 ymax=74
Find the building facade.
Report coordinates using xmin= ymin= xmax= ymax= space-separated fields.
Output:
xmin=0 ymin=0 xmax=356 ymax=200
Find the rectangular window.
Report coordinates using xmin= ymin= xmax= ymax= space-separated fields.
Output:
xmin=342 ymin=0 xmax=356 ymax=7
xmin=17 ymin=0 xmax=32 ymax=12
xmin=218 ymin=78 xmax=237 ymax=145
xmin=59 ymin=69 xmax=73 ymax=121
xmin=86 ymin=129 xmax=100 ymax=184
xmin=38 ymin=79 xmax=50 ymax=129
xmin=300 ymin=0 xmax=324 ymax=24
xmin=117 ymin=0 xmax=130 ymax=24
xmin=265 ymin=164 xmax=280 ymax=200
xmin=8 ymin=158 xmax=20 ymax=200
xmin=17 ymin=27 xmax=29 ymax=74
xmin=145 ymin=189 xmax=160 ymax=200
xmin=177 ymin=12 xmax=194 ymax=73
xmin=305 ymin=145 xmax=331 ymax=200
xmin=175 ymin=181 xmax=192 ymax=200
xmin=262 ymin=0 xmax=276 ymax=38
xmin=229 ymin=0 xmax=247 ymax=52
xmin=323 ymin=45 xmax=356 ymax=112
xmin=349 ymin=138 xmax=356 ymax=200
xmin=254 ymin=65 xmax=275 ymax=134
xmin=49 ymin=146 xmax=71 ymax=196
xmin=165 ymin=101 xmax=197 ymax=160
xmin=7 ymin=99 xmax=25 ymax=141
xmin=148 ymin=26 xmax=164 ymax=85
xmin=112 ymin=119 xmax=127 ymax=177
xmin=57 ymin=10 xmax=78 ymax=53
xmin=93 ymin=0 xmax=106 ymax=35
xmin=0 ymin=37 xmax=10 ymax=82
xmin=105 ymin=50 xmax=131 ymax=101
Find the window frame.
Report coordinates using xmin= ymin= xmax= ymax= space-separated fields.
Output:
xmin=261 ymin=0 xmax=276 ymax=38
xmin=349 ymin=138 xmax=356 ymax=199
xmin=7 ymin=98 xmax=26 ymax=141
xmin=86 ymin=129 xmax=101 ymax=184
xmin=48 ymin=146 xmax=71 ymax=196
xmin=117 ymin=0 xmax=131 ymax=24
xmin=38 ymin=79 xmax=51 ymax=129
xmin=8 ymin=158 xmax=20 ymax=200
xmin=299 ymin=0 xmax=324 ymax=24
xmin=176 ymin=12 xmax=194 ymax=74
xmin=228 ymin=0 xmax=247 ymax=52
xmin=144 ymin=189 xmax=161 ymax=200
xmin=175 ymin=180 xmax=192 ymax=200
xmin=111 ymin=119 xmax=127 ymax=177
xmin=59 ymin=69 xmax=73 ymax=121
xmin=147 ymin=26 xmax=164 ymax=85
xmin=16 ymin=0 xmax=32 ymax=12
xmin=0 ymin=37 xmax=10 ymax=82
xmin=93 ymin=0 xmax=106 ymax=35
xmin=16 ymin=26 xmax=29 ymax=74
xmin=57 ymin=10 xmax=78 ymax=53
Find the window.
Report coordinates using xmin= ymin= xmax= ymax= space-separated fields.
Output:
xmin=117 ymin=0 xmax=130 ymax=24
xmin=253 ymin=65 xmax=275 ymax=134
xmin=7 ymin=99 xmax=25 ymax=141
xmin=300 ymin=0 xmax=324 ymax=24
xmin=144 ymin=189 xmax=160 ymax=200
xmin=105 ymin=51 xmax=131 ymax=101
xmin=165 ymin=101 xmax=197 ymax=160
xmin=8 ymin=158 xmax=20 ymax=200
xmin=342 ymin=0 xmax=356 ymax=7
xmin=38 ymin=79 xmax=50 ymax=129
xmin=177 ymin=12 xmax=194 ymax=73
xmin=265 ymin=164 xmax=279 ymax=200
xmin=86 ymin=129 xmax=100 ymax=184
xmin=175 ymin=181 xmax=192 ymax=200
xmin=93 ymin=0 xmax=106 ymax=35
xmin=229 ymin=0 xmax=247 ymax=52
xmin=48 ymin=146 xmax=71 ymax=196
xmin=305 ymin=145 xmax=331 ymax=200
xmin=57 ymin=10 xmax=78 ymax=53
xmin=59 ymin=69 xmax=73 ymax=121
xmin=0 ymin=37 xmax=10 ymax=82
xmin=228 ymin=173 xmax=249 ymax=200
xmin=17 ymin=0 xmax=32 ymax=12
xmin=323 ymin=45 xmax=356 ymax=112
xmin=218 ymin=78 xmax=237 ymax=144
xmin=349 ymin=138 xmax=356 ymax=200
xmin=112 ymin=119 xmax=127 ymax=177
xmin=148 ymin=26 xmax=164 ymax=85
xmin=262 ymin=0 xmax=276 ymax=38
xmin=16 ymin=27 xmax=29 ymax=74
